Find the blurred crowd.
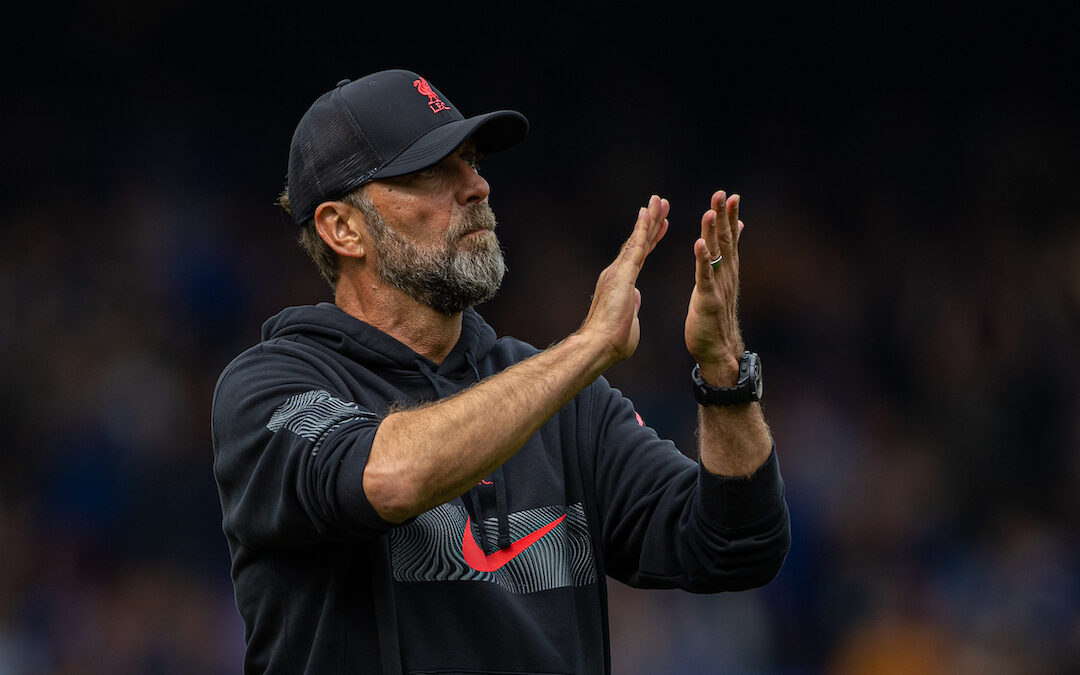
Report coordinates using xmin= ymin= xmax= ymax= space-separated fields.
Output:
xmin=2 ymin=13 xmax=1079 ymax=673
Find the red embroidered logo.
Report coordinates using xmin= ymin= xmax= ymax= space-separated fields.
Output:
xmin=413 ymin=77 xmax=450 ymax=114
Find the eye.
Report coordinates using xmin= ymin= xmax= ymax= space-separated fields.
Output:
xmin=463 ymin=153 xmax=482 ymax=172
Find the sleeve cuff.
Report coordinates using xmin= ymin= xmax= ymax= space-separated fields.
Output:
xmin=323 ymin=418 xmax=403 ymax=536
xmin=695 ymin=444 xmax=785 ymax=529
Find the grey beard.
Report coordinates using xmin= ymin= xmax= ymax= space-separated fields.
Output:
xmin=365 ymin=201 xmax=505 ymax=315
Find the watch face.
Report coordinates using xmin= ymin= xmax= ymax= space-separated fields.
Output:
xmin=745 ymin=353 xmax=763 ymax=402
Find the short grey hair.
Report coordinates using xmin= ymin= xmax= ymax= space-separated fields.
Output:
xmin=278 ymin=186 xmax=375 ymax=290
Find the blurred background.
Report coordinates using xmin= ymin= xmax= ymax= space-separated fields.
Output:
xmin=2 ymin=2 xmax=1078 ymax=673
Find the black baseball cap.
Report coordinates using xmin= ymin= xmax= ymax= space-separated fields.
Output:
xmin=286 ymin=69 xmax=529 ymax=224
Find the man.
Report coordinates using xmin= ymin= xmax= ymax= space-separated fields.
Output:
xmin=212 ymin=69 xmax=789 ymax=674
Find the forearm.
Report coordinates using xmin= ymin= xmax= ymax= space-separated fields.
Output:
xmin=684 ymin=190 xmax=771 ymax=475
xmin=695 ymin=358 xmax=772 ymax=476
xmin=364 ymin=333 xmax=613 ymax=522
xmin=697 ymin=402 xmax=772 ymax=477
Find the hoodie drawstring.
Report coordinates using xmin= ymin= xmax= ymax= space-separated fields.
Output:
xmin=418 ymin=352 xmax=511 ymax=551
xmin=464 ymin=347 xmax=482 ymax=383
xmin=494 ymin=466 xmax=510 ymax=549
xmin=415 ymin=359 xmax=445 ymax=398
xmin=467 ymin=474 xmax=511 ymax=553
xmin=466 ymin=350 xmax=510 ymax=549
xmin=466 ymin=488 xmax=491 ymax=553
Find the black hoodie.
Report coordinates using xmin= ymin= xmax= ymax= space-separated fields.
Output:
xmin=212 ymin=303 xmax=789 ymax=674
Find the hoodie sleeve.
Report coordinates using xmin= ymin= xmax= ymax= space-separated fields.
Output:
xmin=587 ymin=378 xmax=790 ymax=592
xmin=211 ymin=345 xmax=396 ymax=548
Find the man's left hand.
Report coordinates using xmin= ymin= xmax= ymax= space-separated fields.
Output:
xmin=684 ymin=190 xmax=745 ymax=387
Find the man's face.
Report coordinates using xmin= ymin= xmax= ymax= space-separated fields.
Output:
xmin=354 ymin=143 xmax=505 ymax=315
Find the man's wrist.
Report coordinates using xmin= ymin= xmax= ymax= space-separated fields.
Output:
xmin=562 ymin=332 xmax=620 ymax=377
xmin=693 ymin=333 xmax=746 ymax=387
xmin=572 ymin=323 xmax=634 ymax=363
xmin=693 ymin=351 xmax=763 ymax=408
xmin=697 ymin=355 xmax=742 ymax=388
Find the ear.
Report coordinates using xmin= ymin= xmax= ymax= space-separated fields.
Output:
xmin=314 ymin=200 xmax=366 ymax=259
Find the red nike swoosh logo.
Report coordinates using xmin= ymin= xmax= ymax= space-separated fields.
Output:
xmin=462 ymin=513 xmax=566 ymax=572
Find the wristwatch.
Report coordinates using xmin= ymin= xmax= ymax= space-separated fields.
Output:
xmin=691 ymin=351 xmax=763 ymax=406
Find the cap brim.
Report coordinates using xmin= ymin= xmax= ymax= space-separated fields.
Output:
xmin=370 ymin=110 xmax=528 ymax=181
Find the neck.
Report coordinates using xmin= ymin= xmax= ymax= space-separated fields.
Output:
xmin=334 ymin=273 xmax=463 ymax=365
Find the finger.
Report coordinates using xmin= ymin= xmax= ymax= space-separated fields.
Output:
xmin=705 ymin=190 xmax=726 ymax=260
xmin=693 ymin=237 xmax=715 ymax=290
xmin=616 ymin=203 xmax=660 ymax=281
xmin=620 ymin=207 xmax=651 ymax=263
xmin=727 ymin=194 xmax=741 ymax=248
xmin=710 ymin=189 xmax=726 ymax=214
xmin=625 ymin=196 xmax=667 ymax=262
xmin=647 ymin=195 xmax=669 ymax=247
xmin=644 ymin=195 xmax=662 ymax=248
xmin=646 ymin=194 xmax=661 ymax=221
xmin=656 ymin=195 xmax=671 ymax=223
xmin=700 ymin=210 xmax=720 ymax=264
xmin=649 ymin=218 xmax=669 ymax=252
xmin=718 ymin=196 xmax=738 ymax=258
xmin=645 ymin=197 xmax=669 ymax=254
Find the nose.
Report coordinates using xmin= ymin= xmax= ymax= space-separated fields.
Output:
xmin=454 ymin=157 xmax=490 ymax=205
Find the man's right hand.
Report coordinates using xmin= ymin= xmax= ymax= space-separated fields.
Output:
xmin=576 ymin=194 xmax=670 ymax=366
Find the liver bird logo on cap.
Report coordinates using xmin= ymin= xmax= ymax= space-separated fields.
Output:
xmin=413 ymin=76 xmax=450 ymax=114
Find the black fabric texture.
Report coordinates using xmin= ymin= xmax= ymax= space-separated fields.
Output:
xmin=211 ymin=303 xmax=790 ymax=674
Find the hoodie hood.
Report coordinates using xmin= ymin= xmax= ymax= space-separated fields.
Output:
xmin=261 ymin=302 xmax=498 ymax=381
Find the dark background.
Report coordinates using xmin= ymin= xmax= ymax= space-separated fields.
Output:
xmin=2 ymin=3 xmax=1078 ymax=673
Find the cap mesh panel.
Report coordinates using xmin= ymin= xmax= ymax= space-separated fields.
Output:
xmin=289 ymin=93 xmax=381 ymax=223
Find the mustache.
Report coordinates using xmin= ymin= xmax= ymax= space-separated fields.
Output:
xmin=448 ymin=202 xmax=497 ymax=241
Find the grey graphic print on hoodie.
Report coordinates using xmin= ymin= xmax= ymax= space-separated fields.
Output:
xmin=212 ymin=302 xmax=790 ymax=674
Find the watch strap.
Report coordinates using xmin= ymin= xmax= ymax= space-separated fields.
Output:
xmin=691 ymin=352 xmax=763 ymax=406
